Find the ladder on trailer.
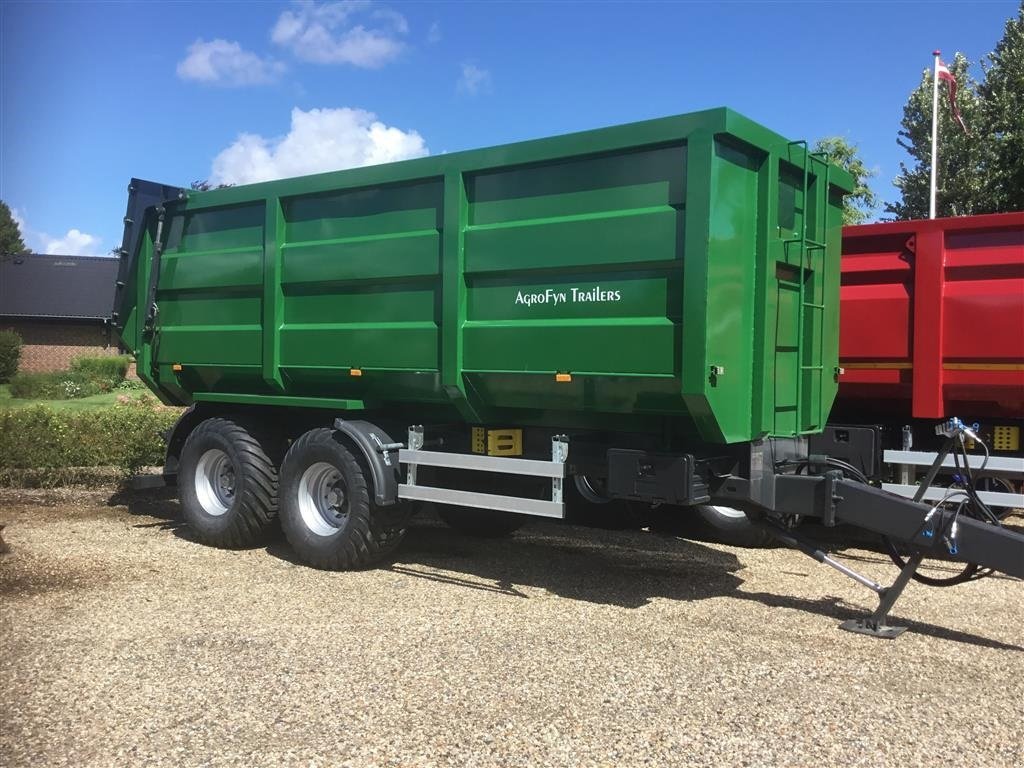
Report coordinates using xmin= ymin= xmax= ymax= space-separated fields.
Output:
xmin=782 ymin=141 xmax=833 ymax=436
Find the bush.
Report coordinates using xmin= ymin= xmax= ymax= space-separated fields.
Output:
xmin=8 ymin=370 xmax=104 ymax=400
xmin=0 ymin=400 xmax=180 ymax=474
xmin=7 ymin=355 xmax=131 ymax=400
xmin=0 ymin=329 xmax=22 ymax=383
xmin=70 ymin=355 xmax=131 ymax=386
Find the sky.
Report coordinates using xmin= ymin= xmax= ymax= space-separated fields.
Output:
xmin=0 ymin=0 xmax=1018 ymax=256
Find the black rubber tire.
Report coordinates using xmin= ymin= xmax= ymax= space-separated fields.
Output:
xmin=435 ymin=505 xmax=527 ymax=538
xmin=564 ymin=476 xmax=649 ymax=530
xmin=279 ymin=428 xmax=409 ymax=570
xmin=178 ymin=418 xmax=280 ymax=548
xmin=693 ymin=504 xmax=775 ymax=548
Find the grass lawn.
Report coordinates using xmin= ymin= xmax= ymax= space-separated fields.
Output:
xmin=0 ymin=383 xmax=151 ymax=411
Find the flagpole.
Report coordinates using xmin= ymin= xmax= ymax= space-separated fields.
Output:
xmin=929 ymin=49 xmax=941 ymax=219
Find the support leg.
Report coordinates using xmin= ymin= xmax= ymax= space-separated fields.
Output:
xmin=839 ymin=554 xmax=923 ymax=639
xmin=758 ymin=520 xmax=926 ymax=640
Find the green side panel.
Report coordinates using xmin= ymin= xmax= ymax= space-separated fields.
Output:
xmin=159 ymin=248 xmax=263 ymax=291
xmin=462 ymin=145 xmax=686 ymax=398
xmin=464 ymin=208 xmax=678 ymax=274
xmin=277 ymin=180 xmax=443 ymax=381
xmin=154 ymin=203 xmax=265 ymax=375
xmin=684 ymin=137 xmax=761 ymax=443
xmin=122 ymin=108 xmax=853 ymax=443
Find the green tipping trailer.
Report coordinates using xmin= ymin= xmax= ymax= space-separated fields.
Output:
xmin=116 ymin=108 xmax=847 ymax=444
xmin=114 ymin=109 xmax=1024 ymax=639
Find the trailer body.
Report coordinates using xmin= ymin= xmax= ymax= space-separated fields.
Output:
xmin=114 ymin=108 xmax=849 ymax=445
xmin=825 ymin=213 xmax=1024 ymax=510
xmin=837 ymin=212 xmax=1024 ymax=421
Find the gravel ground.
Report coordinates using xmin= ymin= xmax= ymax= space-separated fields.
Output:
xmin=1 ymin=487 xmax=1022 ymax=768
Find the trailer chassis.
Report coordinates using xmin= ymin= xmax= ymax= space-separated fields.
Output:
xmin=397 ymin=422 xmax=1023 ymax=639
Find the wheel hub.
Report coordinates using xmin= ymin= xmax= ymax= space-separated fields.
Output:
xmin=297 ymin=462 xmax=349 ymax=536
xmin=195 ymin=449 xmax=236 ymax=516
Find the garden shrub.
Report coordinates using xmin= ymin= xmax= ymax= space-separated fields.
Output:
xmin=0 ymin=329 xmax=22 ymax=383
xmin=70 ymin=355 xmax=131 ymax=386
xmin=8 ymin=370 xmax=104 ymax=399
xmin=7 ymin=354 xmax=132 ymax=399
xmin=0 ymin=400 xmax=180 ymax=474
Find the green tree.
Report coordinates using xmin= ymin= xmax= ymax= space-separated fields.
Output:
xmin=0 ymin=201 xmax=29 ymax=257
xmin=813 ymin=136 xmax=878 ymax=225
xmin=886 ymin=52 xmax=992 ymax=219
xmin=979 ymin=2 xmax=1024 ymax=211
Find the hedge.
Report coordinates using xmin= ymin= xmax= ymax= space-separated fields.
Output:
xmin=0 ymin=329 xmax=22 ymax=383
xmin=0 ymin=401 xmax=180 ymax=474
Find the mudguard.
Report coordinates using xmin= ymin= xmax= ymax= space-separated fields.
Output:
xmin=333 ymin=419 xmax=401 ymax=506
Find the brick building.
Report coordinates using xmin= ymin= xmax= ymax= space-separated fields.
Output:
xmin=0 ymin=254 xmax=121 ymax=373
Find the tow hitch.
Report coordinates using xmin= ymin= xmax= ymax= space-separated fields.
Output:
xmin=725 ymin=419 xmax=1023 ymax=639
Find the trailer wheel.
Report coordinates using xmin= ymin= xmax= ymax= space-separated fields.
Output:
xmin=279 ymin=428 xmax=409 ymax=570
xmin=565 ymin=476 xmax=648 ymax=530
xmin=434 ymin=505 xmax=526 ymax=538
xmin=178 ymin=418 xmax=280 ymax=548
xmin=692 ymin=504 xmax=775 ymax=548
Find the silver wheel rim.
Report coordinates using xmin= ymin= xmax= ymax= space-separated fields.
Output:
xmin=297 ymin=462 xmax=347 ymax=537
xmin=702 ymin=504 xmax=747 ymax=520
xmin=195 ymin=448 xmax=235 ymax=516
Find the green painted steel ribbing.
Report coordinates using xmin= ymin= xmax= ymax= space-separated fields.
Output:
xmin=194 ymin=392 xmax=366 ymax=410
xmin=135 ymin=228 xmax=160 ymax=398
xmin=680 ymin=130 xmax=716 ymax=439
xmin=262 ymin=197 xmax=285 ymax=392
xmin=442 ymin=171 xmax=481 ymax=422
xmin=752 ymin=143 xmax=779 ymax=439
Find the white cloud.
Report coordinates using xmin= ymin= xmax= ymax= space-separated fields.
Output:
xmin=43 ymin=229 xmax=103 ymax=256
xmin=10 ymin=207 xmax=27 ymax=234
xmin=177 ymin=38 xmax=284 ymax=86
xmin=371 ymin=7 xmax=408 ymax=35
xmin=427 ymin=21 xmax=441 ymax=44
xmin=8 ymin=210 xmax=102 ymax=256
xmin=210 ymin=106 xmax=428 ymax=186
xmin=271 ymin=1 xmax=408 ymax=68
xmin=457 ymin=63 xmax=491 ymax=95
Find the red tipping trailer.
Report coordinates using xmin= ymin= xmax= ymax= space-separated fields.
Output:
xmin=837 ymin=212 xmax=1024 ymax=421
xmin=821 ymin=212 xmax=1024 ymax=511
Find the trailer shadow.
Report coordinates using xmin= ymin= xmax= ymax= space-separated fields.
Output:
xmin=108 ymin=488 xmax=1021 ymax=651
xmin=108 ymin=486 xmax=278 ymax=549
xmin=388 ymin=518 xmax=748 ymax=609
xmin=383 ymin=516 xmax=1024 ymax=652
xmin=725 ymin=590 xmax=1024 ymax=651
xmin=109 ymin=485 xmax=181 ymax=530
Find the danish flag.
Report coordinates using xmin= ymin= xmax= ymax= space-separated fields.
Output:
xmin=936 ymin=59 xmax=968 ymax=133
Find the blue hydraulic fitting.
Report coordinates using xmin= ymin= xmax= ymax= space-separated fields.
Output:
xmin=922 ymin=506 xmax=939 ymax=538
xmin=945 ymin=520 xmax=960 ymax=555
